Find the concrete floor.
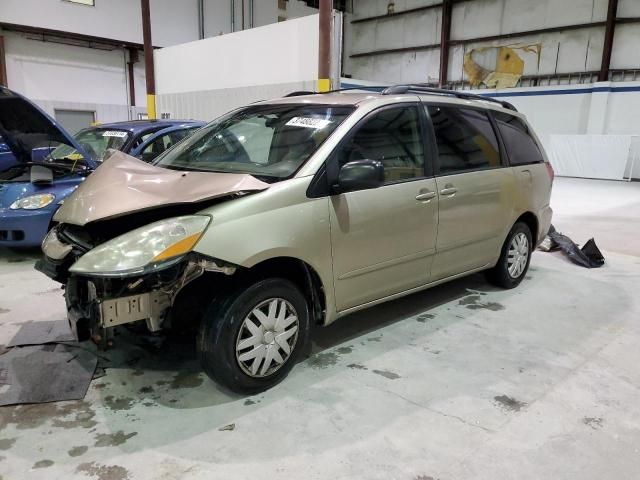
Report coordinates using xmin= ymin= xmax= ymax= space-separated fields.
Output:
xmin=1 ymin=177 xmax=639 ymax=480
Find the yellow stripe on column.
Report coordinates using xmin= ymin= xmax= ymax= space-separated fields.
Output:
xmin=146 ymin=94 xmax=157 ymax=120
xmin=317 ymin=78 xmax=331 ymax=93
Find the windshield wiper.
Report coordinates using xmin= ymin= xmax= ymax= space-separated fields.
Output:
xmin=161 ymin=164 xmax=233 ymax=174
xmin=160 ymin=164 xmax=205 ymax=172
xmin=28 ymin=160 xmax=87 ymax=172
xmin=250 ymin=174 xmax=280 ymax=183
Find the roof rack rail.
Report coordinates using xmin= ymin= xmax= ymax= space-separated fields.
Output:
xmin=381 ymin=84 xmax=518 ymax=112
xmin=283 ymin=86 xmax=388 ymax=97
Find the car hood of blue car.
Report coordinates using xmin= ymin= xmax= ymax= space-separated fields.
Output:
xmin=0 ymin=176 xmax=84 ymax=210
xmin=0 ymin=86 xmax=96 ymax=169
xmin=0 ymin=86 xmax=97 ymax=213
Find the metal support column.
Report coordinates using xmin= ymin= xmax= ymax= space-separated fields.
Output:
xmin=198 ymin=0 xmax=205 ymax=39
xmin=318 ymin=0 xmax=332 ymax=92
xmin=230 ymin=0 xmax=235 ymax=32
xmin=439 ymin=0 xmax=452 ymax=87
xmin=141 ymin=0 xmax=156 ymax=119
xmin=127 ymin=48 xmax=139 ymax=107
xmin=0 ymin=35 xmax=7 ymax=87
xmin=599 ymin=0 xmax=619 ymax=82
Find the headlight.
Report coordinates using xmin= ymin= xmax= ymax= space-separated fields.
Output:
xmin=69 ymin=215 xmax=211 ymax=277
xmin=9 ymin=193 xmax=56 ymax=210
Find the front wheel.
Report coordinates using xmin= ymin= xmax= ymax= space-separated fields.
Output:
xmin=486 ymin=222 xmax=533 ymax=289
xmin=196 ymin=278 xmax=310 ymax=394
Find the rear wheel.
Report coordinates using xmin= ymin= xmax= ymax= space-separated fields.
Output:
xmin=196 ymin=278 xmax=310 ymax=394
xmin=486 ymin=222 xmax=532 ymax=289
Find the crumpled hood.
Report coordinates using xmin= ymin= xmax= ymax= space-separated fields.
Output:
xmin=54 ymin=151 xmax=270 ymax=226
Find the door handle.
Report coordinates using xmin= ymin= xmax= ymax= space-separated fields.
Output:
xmin=415 ymin=191 xmax=436 ymax=201
xmin=440 ymin=187 xmax=457 ymax=196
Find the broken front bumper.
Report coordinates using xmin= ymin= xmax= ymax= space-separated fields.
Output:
xmin=63 ymin=271 xmax=175 ymax=342
xmin=38 ymin=224 xmax=238 ymax=341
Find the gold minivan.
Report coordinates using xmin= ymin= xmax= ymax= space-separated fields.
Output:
xmin=38 ymin=86 xmax=553 ymax=393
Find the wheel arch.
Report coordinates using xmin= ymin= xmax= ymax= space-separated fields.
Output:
xmin=238 ymin=257 xmax=327 ymax=326
xmin=515 ymin=211 xmax=538 ymax=244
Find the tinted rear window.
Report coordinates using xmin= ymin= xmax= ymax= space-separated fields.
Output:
xmin=428 ymin=106 xmax=501 ymax=175
xmin=494 ymin=112 xmax=544 ymax=166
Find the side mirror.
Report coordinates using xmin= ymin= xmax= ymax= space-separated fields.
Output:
xmin=336 ymin=159 xmax=384 ymax=193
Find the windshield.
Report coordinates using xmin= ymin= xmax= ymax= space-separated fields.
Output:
xmin=50 ymin=128 xmax=131 ymax=163
xmin=154 ymin=105 xmax=354 ymax=180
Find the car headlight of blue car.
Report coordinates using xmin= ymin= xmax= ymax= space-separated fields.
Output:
xmin=9 ymin=193 xmax=56 ymax=210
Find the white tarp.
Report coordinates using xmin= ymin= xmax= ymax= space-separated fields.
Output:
xmin=548 ymin=135 xmax=634 ymax=181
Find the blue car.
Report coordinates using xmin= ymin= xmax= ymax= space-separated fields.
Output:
xmin=63 ymin=119 xmax=205 ymax=164
xmin=0 ymin=87 xmax=203 ymax=248
xmin=0 ymin=134 xmax=19 ymax=172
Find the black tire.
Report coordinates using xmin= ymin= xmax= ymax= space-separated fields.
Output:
xmin=486 ymin=222 xmax=533 ymax=289
xmin=196 ymin=277 xmax=310 ymax=394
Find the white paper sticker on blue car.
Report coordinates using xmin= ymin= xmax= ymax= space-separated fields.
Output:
xmin=102 ymin=131 xmax=129 ymax=138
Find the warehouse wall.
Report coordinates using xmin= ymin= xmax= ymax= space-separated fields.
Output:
xmin=3 ymin=31 xmax=146 ymax=123
xmin=343 ymin=0 xmax=640 ymax=85
xmin=0 ymin=0 xmax=200 ymax=47
xmin=341 ymin=78 xmax=640 ymax=179
xmin=0 ymin=0 xmax=320 ymax=45
xmin=0 ymin=1 xmax=320 ymax=126
xmin=487 ymin=82 xmax=640 ymax=179
xmin=201 ymin=0 xmax=318 ymax=38
xmin=155 ymin=14 xmax=320 ymax=120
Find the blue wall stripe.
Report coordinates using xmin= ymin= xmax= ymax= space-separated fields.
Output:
xmin=339 ymin=82 xmax=640 ymax=98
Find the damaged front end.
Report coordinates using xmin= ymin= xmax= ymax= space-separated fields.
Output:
xmin=37 ymin=219 xmax=237 ymax=343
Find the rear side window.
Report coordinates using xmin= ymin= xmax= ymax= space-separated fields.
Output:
xmin=493 ymin=112 xmax=544 ymax=166
xmin=338 ymin=105 xmax=425 ymax=183
xmin=427 ymin=106 xmax=501 ymax=175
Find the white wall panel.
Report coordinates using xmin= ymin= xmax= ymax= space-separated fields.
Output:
xmin=611 ymin=24 xmax=640 ymax=70
xmin=34 ymin=99 xmax=146 ymax=125
xmin=204 ymin=0 xmax=233 ymax=36
xmin=351 ymin=0 xmax=441 ymax=19
xmin=484 ymin=82 xmax=640 ymax=180
xmin=618 ymin=0 xmax=640 ymax=17
xmin=0 ymin=0 xmax=199 ymax=47
xmin=452 ymin=0 xmax=606 ymax=40
xmin=157 ymin=80 xmax=317 ymax=121
xmin=4 ymin=31 xmax=147 ymax=123
xmin=604 ymin=90 xmax=640 ymax=135
xmin=345 ymin=0 xmax=638 ymax=84
xmin=155 ymin=14 xmax=319 ymax=95
xmin=254 ymin=0 xmax=279 ymax=27
xmin=281 ymin=1 xmax=318 ymax=20
xmin=346 ymin=50 xmax=441 ymax=84
xmin=4 ymin=32 xmax=129 ymax=105
xmin=350 ymin=8 xmax=440 ymax=54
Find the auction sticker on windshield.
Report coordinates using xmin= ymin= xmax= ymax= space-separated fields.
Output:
xmin=285 ymin=117 xmax=332 ymax=129
xmin=102 ymin=131 xmax=129 ymax=138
